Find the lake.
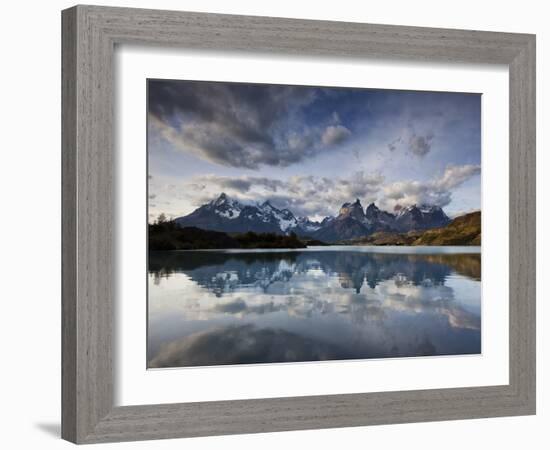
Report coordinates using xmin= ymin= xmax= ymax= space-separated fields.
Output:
xmin=147 ymin=246 xmax=481 ymax=368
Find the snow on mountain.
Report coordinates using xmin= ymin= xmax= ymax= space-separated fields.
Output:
xmin=174 ymin=193 xmax=451 ymax=242
xmin=297 ymin=216 xmax=322 ymax=233
xmin=258 ymin=201 xmax=299 ymax=232
xmin=419 ymin=204 xmax=437 ymax=214
xmin=394 ymin=204 xmax=450 ymax=231
xmin=175 ymin=194 xmax=301 ymax=235
xmin=210 ymin=192 xmax=243 ymax=219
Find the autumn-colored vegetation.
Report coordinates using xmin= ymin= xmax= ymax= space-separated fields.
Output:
xmin=343 ymin=211 xmax=481 ymax=246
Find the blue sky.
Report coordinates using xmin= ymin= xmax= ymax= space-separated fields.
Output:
xmin=148 ymin=79 xmax=481 ymax=222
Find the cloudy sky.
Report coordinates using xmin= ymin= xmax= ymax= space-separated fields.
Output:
xmin=148 ymin=79 xmax=481 ymax=223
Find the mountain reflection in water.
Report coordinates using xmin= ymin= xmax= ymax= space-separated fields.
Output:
xmin=148 ymin=247 xmax=481 ymax=368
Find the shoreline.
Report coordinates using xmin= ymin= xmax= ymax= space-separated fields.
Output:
xmin=149 ymin=245 xmax=482 ymax=254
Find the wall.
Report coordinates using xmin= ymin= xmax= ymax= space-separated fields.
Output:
xmin=0 ymin=0 xmax=546 ymax=448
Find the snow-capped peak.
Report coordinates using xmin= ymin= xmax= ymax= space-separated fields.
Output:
xmin=297 ymin=216 xmax=322 ymax=232
xmin=260 ymin=200 xmax=274 ymax=211
xmin=261 ymin=201 xmax=298 ymax=232
xmin=419 ymin=204 xmax=439 ymax=214
xmin=210 ymin=193 xmax=243 ymax=219
xmin=212 ymin=192 xmax=228 ymax=205
xmin=396 ymin=204 xmax=416 ymax=216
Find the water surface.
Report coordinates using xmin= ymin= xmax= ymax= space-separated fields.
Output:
xmin=148 ymin=246 xmax=481 ymax=368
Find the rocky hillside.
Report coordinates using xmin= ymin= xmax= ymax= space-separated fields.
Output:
xmin=344 ymin=211 xmax=481 ymax=246
xmin=413 ymin=211 xmax=481 ymax=245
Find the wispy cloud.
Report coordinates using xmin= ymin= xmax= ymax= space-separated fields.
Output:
xmin=381 ymin=164 xmax=481 ymax=211
xmin=149 ymin=161 xmax=480 ymax=220
xmin=179 ymin=171 xmax=383 ymax=219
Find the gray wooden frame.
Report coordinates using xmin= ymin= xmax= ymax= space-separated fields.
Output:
xmin=62 ymin=4 xmax=536 ymax=444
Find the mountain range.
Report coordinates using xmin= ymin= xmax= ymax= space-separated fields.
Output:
xmin=174 ymin=193 xmax=454 ymax=243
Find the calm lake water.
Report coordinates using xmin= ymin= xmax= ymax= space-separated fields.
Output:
xmin=148 ymin=246 xmax=481 ymax=368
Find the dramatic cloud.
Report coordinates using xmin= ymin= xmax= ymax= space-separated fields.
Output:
xmin=185 ymin=171 xmax=384 ymax=219
xmin=192 ymin=175 xmax=284 ymax=194
xmin=181 ymin=164 xmax=479 ymax=218
xmin=148 ymin=80 xmax=354 ymax=169
xmin=149 ymin=163 xmax=479 ymax=220
xmin=148 ymin=83 xmax=481 ymax=220
xmin=151 ymin=163 xmax=479 ymax=220
xmin=381 ymin=164 xmax=481 ymax=210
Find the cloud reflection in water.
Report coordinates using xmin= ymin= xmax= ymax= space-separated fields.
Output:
xmin=148 ymin=249 xmax=481 ymax=367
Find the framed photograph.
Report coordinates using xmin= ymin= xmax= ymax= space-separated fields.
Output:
xmin=62 ymin=5 xmax=536 ymax=444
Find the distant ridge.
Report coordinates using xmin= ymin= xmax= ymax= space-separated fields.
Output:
xmin=173 ymin=193 xmax=453 ymax=242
